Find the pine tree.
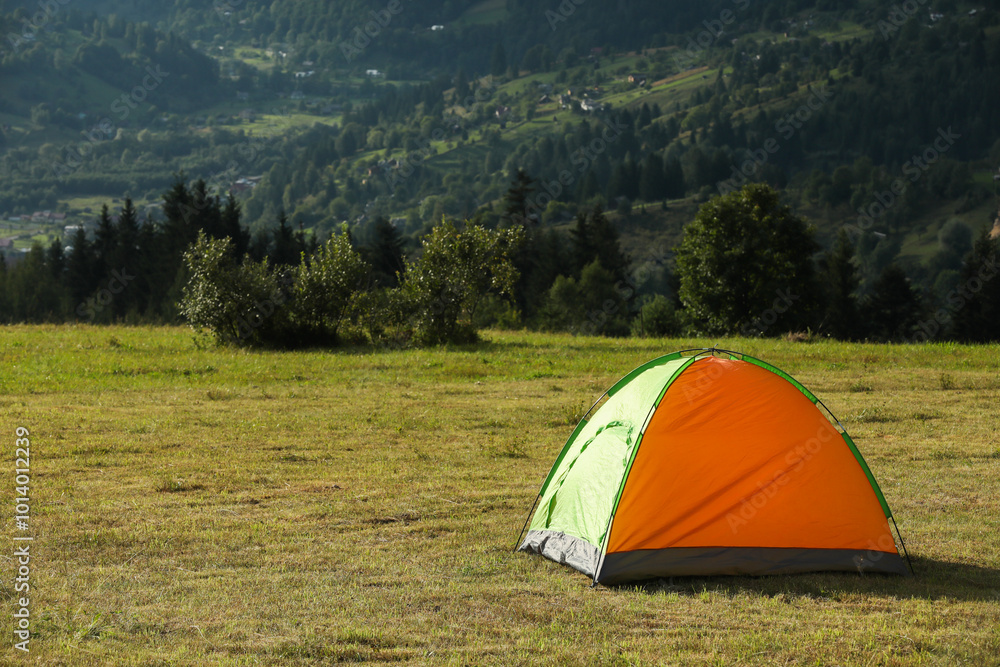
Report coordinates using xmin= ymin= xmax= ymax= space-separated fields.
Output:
xmin=861 ymin=265 xmax=923 ymax=341
xmin=161 ymin=176 xmax=197 ymax=253
xmin=570 ymin=205 xmax=629 ymax=285
xmin=221 ymin=193 xmax=250 ymax=257
xmin=575 ymin=170 xmax=600 ymax=202
xmin=94 ymin=203 xmax=117 ymax=279
xmin=587 ymin=206 xmax=629 ymax=286
xmin=490 ymin=43 xmax=507 ymax=78
xmin=65 ymin=228 xmax=93 ymax=310
xmin=271 ymin=211 xmax=303 ymax=266
xmin=46 ymin=238 xmax=65 ymax=280
xmin=364 ymin=217 xmax=406 ymax=287
xmin=663 ymin=155 xmax=686 ymax=198
xmin=639 ymin=152 xmax=667 ymax=202
xmin=502 ymin=169 xmax=536 ymax=225
xmin=606 ymin=163 xmax=628 ymax=201
xmin=950 ymin=230 xmax=1000 ymax=342
xmin=820 ymin=229 xmax=862 ymax=340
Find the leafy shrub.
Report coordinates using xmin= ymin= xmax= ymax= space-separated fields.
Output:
xmin=179 ymin=233 xmax=293 ymax=346
xmin=631 ymin=294 xmax=681 ymax=337
xmin=180 ymin=223 xmax=523 ymax=348
xmin=404 ymin=221 xmax=523 ymax=345
xmin=291 ymin=231 xmax=368 ymax=344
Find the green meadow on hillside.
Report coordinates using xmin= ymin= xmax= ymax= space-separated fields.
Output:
xmin=1 ymin=326 xmax=998 ymax=664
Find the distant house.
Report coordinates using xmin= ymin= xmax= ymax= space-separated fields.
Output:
xmin=539 ymin=94 xmax=551 ymax=104
xmin=366 ymin=69 xmax=384 ymax=78
xmin=580 ymin=99 xmax=607 ymax=113
xmin=230 ymin=176 xmax=262 ymax=194
xmin=495 ymin=105 xmax=511 ymax=119
xmin=559 ymin=94 xmax=572 ymax=109
xmin=30 ymin=210 xmax=66 ymax=223
xmin=628 ymin=73 xmax=647 ymax=85
xmin=430 ymin=24 xmax=444 ymax=31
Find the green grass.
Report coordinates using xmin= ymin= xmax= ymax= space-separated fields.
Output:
xmin=1 ymin=326 xmax=999 ymax=664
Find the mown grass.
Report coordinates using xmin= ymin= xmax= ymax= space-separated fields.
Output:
xmin=1 ymin=325 xmax=998 ymax=665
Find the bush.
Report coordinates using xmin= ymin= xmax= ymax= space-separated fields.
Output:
xmin=404 ymin=221 xmax=523 ymax=345
xmin=179 ymin=233 xmax=292 ymax=346
xmin=631 ymin=294 xmax=681 ymax=337
xmin=539 ymin=261 xmax=630 ymax=336
xmin=181 ymin=223 xmax=524 ymax=348
xmin=291 ymin=231 xmax=367 ymax=344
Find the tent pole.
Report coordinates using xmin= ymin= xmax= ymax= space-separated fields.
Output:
xmin=891 ymin=515 xmax=915 ymax=575
xmin=513 ymin=494 xmax=541 ymax=551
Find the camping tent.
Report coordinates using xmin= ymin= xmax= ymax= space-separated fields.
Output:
xmin=517 ymin=349 xmax=910 ymax=584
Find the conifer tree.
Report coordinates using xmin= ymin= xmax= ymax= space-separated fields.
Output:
xmin=820 ymin=229 xmax=861 ymax=340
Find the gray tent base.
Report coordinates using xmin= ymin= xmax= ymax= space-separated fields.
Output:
xmin=520 ymin=530 xmax=909 ymax=584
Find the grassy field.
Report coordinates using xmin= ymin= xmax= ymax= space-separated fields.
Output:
xmin=1 ymin=326 xmax=999 ymax=665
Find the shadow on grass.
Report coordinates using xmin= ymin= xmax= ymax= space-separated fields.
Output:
xmin=619 ymin=558 xmax=1000 ymax=602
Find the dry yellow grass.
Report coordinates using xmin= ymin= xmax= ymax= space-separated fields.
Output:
xmin=0 ymin=325 xmax=998 ymax=665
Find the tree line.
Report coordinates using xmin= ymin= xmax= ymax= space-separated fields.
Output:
xmin=3 ymin=177 xmax=999 ymax=345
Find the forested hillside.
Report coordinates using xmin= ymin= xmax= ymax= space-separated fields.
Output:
xmin=1 ymin=0 xmax=999 ymax=341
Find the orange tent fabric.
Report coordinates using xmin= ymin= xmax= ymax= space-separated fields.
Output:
xmin=610 ymin=357 xmax=895 ymax=554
